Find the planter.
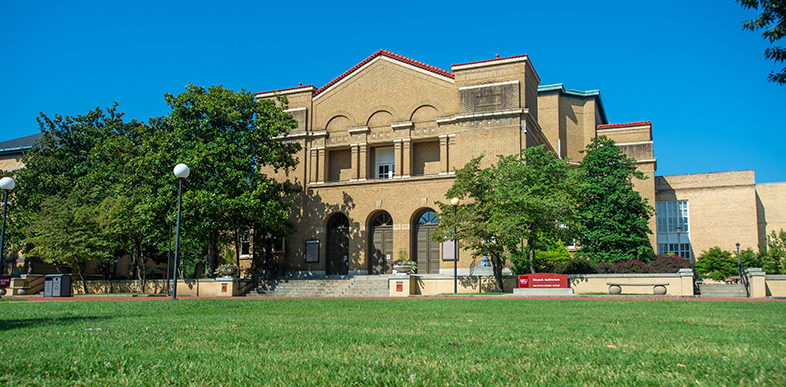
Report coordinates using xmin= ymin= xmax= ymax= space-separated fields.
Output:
xmin=393 ymin=265 xmax=412 ymax=274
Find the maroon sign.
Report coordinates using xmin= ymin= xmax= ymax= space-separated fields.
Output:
xmin=0 ymin=275 xmax=10 ymax=289
xmin=518 ymin=273 xmax=568 ymax=288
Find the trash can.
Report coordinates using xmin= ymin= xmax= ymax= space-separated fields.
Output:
xmin=44 ymin=274 xmax=71 ymax=297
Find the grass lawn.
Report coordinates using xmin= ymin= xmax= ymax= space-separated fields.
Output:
xmin=1 ymin=298 xmax=784 ymax=386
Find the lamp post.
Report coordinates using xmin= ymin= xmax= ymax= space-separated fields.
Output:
xmin=450 ymin=197 xmax=460 ymax=294
xmin=0 ymin=177 xmax=15 ymax=291
xmin=172 ymin=164 xmax=190 ymax=300
xmin=166 ymin=216 xmax=173 ymax=297
xmin=676 ymin=226 xmax=681 ymax=257
xmin=736 ymin=242 xmax=742 ymax=280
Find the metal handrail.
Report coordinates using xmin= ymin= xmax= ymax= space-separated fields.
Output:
xmin=740 ymin=264 xmax=750 ymax=297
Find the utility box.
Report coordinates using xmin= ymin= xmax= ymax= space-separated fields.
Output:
xmin=44 ymin=274 xmax=71 ymax=297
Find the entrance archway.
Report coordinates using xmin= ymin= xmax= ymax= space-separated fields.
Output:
xmin=414 ymin=210 xmax=440 ymax=274
xmin=327 ymin=213 xmax=349 ymax=275
xmin=369 ymin=212 xmax=393 ymax=274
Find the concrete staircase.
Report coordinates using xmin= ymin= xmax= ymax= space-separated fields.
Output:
xmin=249 ymin=275 xmax=389 ymax=297
xmin=698 ymin=283 xmax=748 ymax=298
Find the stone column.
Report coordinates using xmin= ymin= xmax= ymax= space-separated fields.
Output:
xmin=448 ymin=134 xmax=457 ymax=174
xmin=402 ymin=138 xmax=412 ymax=178
xmin=439 ymin=135 xmax=449 ymax=175
xmin=393 ymin=140 xmax=403 ymax=178
xmin=678 ymin=268 xmax=694 ymax=296
xmin=350 ymin=144 xmax=359 ymax=181
xmin=359 ymin=143 xmax=368 ymax=181
xmin=309 ymin=148 xmax=318 ymax=184
xmin=745 ymin=268 xmax=766 ymax=298
xmin=317 ymin=147 xmax=326 ymax=183
xmin=389 ymin=275 xmax=415 ymax=297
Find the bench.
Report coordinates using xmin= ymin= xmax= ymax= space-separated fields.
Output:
xmin=607 ymin=282 xmax=669 ymax=295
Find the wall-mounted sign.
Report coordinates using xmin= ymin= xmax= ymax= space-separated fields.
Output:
xmin=306 ymin=240 xmax=319 ymax=263
xmin=442 ymin=240 xmax=456 ymax=261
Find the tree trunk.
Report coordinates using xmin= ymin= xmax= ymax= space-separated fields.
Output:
xmin=490 ymin=253 xmax=505 ymax=292
xmin=233 ymin=230 xmax=240 ymax=266
xmin=529 ymin=235 xmax=537 ymax=274
xmin=103 ymin=261 xmax=113 ymax=294
xmin=135 ymin=238 xmax=146 ymax=293
xmin=206 ymin=228 xmax=219 ymax=278
xmin=76 ymin=265 xmax=87 ymax=295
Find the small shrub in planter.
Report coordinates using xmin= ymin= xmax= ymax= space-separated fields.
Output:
xmin=649 ymin=255 xmax=690 ymax=273
xmin=610 ymin=259 xmax=655 ymax=274
xmin=216 ymin=264 xmax=240 ymax=277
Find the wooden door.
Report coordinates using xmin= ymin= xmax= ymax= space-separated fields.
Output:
xmin=369 ymin=212 xmax=393 ymax=274
xmin=415 ymin=211 xmax=440 ymax=274
xmin=327 ymin=214 xmax=349 ymax=275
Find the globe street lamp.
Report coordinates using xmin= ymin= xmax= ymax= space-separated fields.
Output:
xmin=450 ymin=197 xmax=460 ymax=294
xmin=0 ymin=177 xmax=15 ymax=295
xmin=172 ymin=164 xmax=190 ymax=300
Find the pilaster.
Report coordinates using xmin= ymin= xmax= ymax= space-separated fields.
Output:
xmin=439 ymin=135 xmax=449 ymax=175
xmin=393 ymin=140 xmax=403 ymax=178
xmin=358 ymin=143 xmax=368 ymax=181
xmin=402 ymin=138 xmax=412 ymax=178
xmin=316 ymin=147 xmax=326 ymax=183
xmin=350 ymin=144 xmax=359 ymax=181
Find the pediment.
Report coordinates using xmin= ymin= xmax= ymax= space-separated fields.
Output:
xmin=313 ymin=51 xmax=456 ymax=130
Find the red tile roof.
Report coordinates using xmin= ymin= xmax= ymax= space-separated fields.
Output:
xmin=255 ymin=84 xmax=315 ymax=96
xmin=451 ymin=54 xmax=529 ymax=67
xmin=596 ymin=121 xmax=652 ymax=130
xmin=257 ymin=51 xmax=540 ymax=98
xmin=313 ymin=50 xmax=454 ymax=96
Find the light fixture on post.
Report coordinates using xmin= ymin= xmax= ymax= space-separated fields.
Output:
xmin=0 ymin=177 xmax=15 ymax=295
xmin=172 ymin=163 xmax=190 ymax=300
xmin=450 ymin=197 xmax=460 ymax=294
xmin=676 ymin=226 xmax=682 ymax=257
xmin=166 ymin=215 xmax=173 ymax=297
xmin=736 ymin=242 xmax=742 ymax=280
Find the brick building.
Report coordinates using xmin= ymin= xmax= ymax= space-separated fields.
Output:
xmin=255 ymin=50 xmax=658 ymax=276
xmin=2 ymin=50 xmax=784 ymax=277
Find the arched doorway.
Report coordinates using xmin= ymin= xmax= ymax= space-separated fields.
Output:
xmin=414 ymin=210 xmax=440 ymax=274
xmin=369 ymin=212 xmax=393 ymax=274
xmin=327 ymin=213 xmax=349 ymax=275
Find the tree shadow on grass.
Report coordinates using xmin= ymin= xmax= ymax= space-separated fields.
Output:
xmin=0 ymin=315 xmax=111 ymax=331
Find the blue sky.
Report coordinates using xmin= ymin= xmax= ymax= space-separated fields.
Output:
xmin=1 ymin=0 xmax=784 ymax=182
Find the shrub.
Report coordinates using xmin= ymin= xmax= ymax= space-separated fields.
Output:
xmin=763 ymin=229 xmax=786 ymax=274
xmin=559 ymin=259 xmax=597 ymax=274
xmin=594 ymin=262 xmax=614 ymax=274
xmin=695 ymin=247 xmax=736 ymax=281
xmin=649 ymin=255 xmax=690 ymax=273
xmin=610 ymin=259 xmax=655 ymax=274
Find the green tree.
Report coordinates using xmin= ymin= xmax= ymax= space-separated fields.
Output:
xmin=763 ymin=229 xmax=786 ymax=273
xmin=488 ymin=146 xmax=581 ymax=275
xmin=432 ymin=146 xmax=579 ymax=291
xmin=695 ymin=247 xmax=737 ymax=281
xmin=514 ymin=240 xmax=572 ymax=274
xmin=738 ymin=0 xmax=786 ymax=84
xmin=576 ymin=136 xmax=654 ymax=264
xmin=23 ymin=191 xmax=115 ymax=293
xmin=739 ymin=247 xmax=764 ymax=269
xmin=12 ymin=104 xmax=147 ymax=285
xmin=155 ymin=84 xmax=301 ymax=277
xmin=432 ymin=154 xmax=503 ymax=290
